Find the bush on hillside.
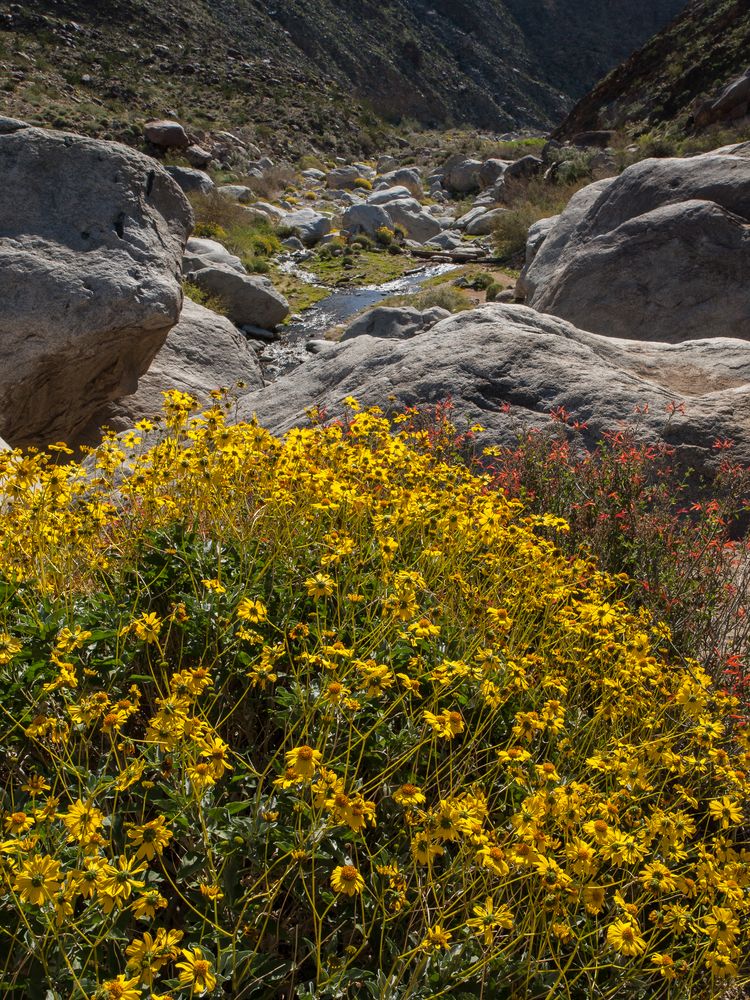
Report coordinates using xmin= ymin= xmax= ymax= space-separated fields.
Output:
xmin=492 ymin=177 xmax=588 ymax=262
xmin=0 ymin=397 xmax=747 ymax=999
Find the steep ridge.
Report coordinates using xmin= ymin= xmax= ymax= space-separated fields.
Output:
xmin=557 ymin=0 xmax=750 ymax=137
xmin=0 ymin=0 xmax=686 ymax=152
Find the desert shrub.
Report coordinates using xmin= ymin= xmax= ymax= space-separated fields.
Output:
xmin=238 ymin=163 xmax=299 ymax=201
xmin=375 ymin=225 xmax=395 ymax=247
xmin=467 ymin=272 xmax=494 ymax=291
xmin=350 ymin=233 xmax=375 ymax=250
xmin=485 ymin=281 xmax=502 ymax=301
xmin=483 ymin=406 xmax=750 ymax=681
xmin=0 ymin=398 xmax=747 ymax=999
xmin=181 ymin=281 xmax=228 ymax=315
xmin=189 ymin=192 xmax=282 ymax=260
xmin=298 ymin=153 xmax=327 ymax=172
xmin=354 ymin=177 xmax=373 ymax=191
xmin=493 ymin=177 xmax=587 ymax=261
xmin=192 ymin=221 xmax=228 ymax=242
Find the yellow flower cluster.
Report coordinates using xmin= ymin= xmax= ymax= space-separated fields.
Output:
xmin=0 ymin=396 xmax=747 ymax=997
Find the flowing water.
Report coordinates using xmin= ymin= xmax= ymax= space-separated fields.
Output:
xmin=259 ymin=259 xmax=457 ymax=379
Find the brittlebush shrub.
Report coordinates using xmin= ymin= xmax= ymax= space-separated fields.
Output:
xmin=0 ymin=397 xmax=748 ymax=999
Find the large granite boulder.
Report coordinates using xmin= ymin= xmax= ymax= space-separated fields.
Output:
xmin=165 ymin=165 xmax=215 ymax=195
xmin=85 ymin=298 xmax=263 ymax=439
xmin=237 ymin=304 xmax=750 ymax=476
xmin=342 ymin=203 xmax=392 ymax=237
xmin=443 ymin=158 xmax=482 ymax=194
xmin=0 ymin=126 xmax=192 ymax=447
xmin=525 ymin=153 xmax=750 ymax=342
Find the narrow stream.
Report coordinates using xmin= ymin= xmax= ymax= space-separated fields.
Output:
xmin=259 ymin=259 xmax=457 ymax=380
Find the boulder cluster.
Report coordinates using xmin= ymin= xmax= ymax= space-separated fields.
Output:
xmin=0 ymin=117 xmax=749 ymax=480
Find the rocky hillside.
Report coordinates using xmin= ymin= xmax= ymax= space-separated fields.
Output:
xmin=1 ymin=0 xmax=686 ymax=154
xmin=557 ymin=0 xmax=750 ymax=137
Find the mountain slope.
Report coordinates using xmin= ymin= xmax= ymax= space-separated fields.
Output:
xmin=0 ymin=0 xmax=686 ymax=153
xmin=556 ymin=0 xmax=750 ymax=138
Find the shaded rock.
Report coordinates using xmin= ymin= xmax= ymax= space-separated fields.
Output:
xmin=505 ymin=155 xmax=544 ymax=180
xmin=280 ymin=208 xmax=332 ymax=246
xmin=479 ymin=158 xmax=511 ymax=188
xmin=526 ymin=154 xmax=750 ymax=342
xmin=426 ymin=231 xmax=463 ymax=250
xmin=185 ymin=145 xmax=213 ymax=168
xmin=516 ymin=215 xmax=559 ymax=298
xmin=302 ymin=168 xmax=326 ymax=181
xmin=238 ymin=304 xmax=750 ymax=476
xmin=90 ymin=298 xmax=263 ymax=435
xmin=444 ymin=158 xmax=482 ymax=193
xmin=187 ymin=266 xmax=289 ymax=329
xmin=165 ymin=165 xmax=215 ymax=195
xmin=144 ymin=119 xmax=190 ymax=150
xmin=0 ymin=126 xmax=191 ymax=447
xmin=340 ymin=306 xmax=450 ymax=341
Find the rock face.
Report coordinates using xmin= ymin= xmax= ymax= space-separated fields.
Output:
xmin=88 ymin=298 xmax=263 ymax=437
xmin=340 ymin=306 xmax=451 ymax=342
xmin=237 ymin=304 xmax=750 ymax=476
xmin=0 ymin=126 xmax=192 ymax=447
xmin=443 ymin=158 xmax=482 ymax=194
xmin=524 ymin=153 xmax=750 ymax=342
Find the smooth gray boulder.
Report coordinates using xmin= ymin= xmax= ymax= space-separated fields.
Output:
xmin=526 ymin=154 xmax=750 ymax=342
xmin=385 ymin=197 xmax=442 ymax=244
xmin=88 ymin=298 xmax=264 ymax=437
xmin=340 ymin=306 xmax=450 ymax=342
xmin=280 ymin=208 xmax=332 ymax=246
xmin=0 ymin=126 xmax=192 ymax=447
xmin=342 ymin=203 xmax=392 ymax=237
xmin=183 ymin=237 xmax=245 ymax=275
xmin=374 ymin=168 xmax=423 ymax=199
xmin=238 ymin=304 xmax=750 ymax=476
xmin=187 ymin=266 xmax=289 ymax=329
xmin=465 ymin=207 xmax=508 ymax=236
xmin=443 ymin=158 xmax=482 ymax=194
xmin=166 ymin=165 xmax=215 ymax=195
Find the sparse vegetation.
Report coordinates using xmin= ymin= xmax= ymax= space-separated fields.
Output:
xmin=492 ymin=178 xmax=588 ymax=262
xmin=188 ymin=192 xmax=282 ymax=272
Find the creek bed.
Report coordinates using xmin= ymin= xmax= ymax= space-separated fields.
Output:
xmin=259 ymin=260 xmax=457 ymax=380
